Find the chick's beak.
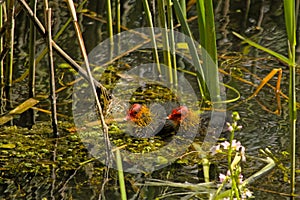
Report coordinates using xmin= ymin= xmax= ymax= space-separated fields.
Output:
xmin=124 ymin=114 xmax=131 ymax=121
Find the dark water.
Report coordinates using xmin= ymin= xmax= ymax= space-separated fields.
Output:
xmin=1 ymin=0 xmax=300 ymax=199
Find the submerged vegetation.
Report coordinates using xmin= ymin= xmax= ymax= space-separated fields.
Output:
xmin=0 ymin=0 xmax=299 ymax=199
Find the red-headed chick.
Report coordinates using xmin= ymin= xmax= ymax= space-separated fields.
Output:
xmin=125 ymin=104 xmax=152 ymax=127
xmin=167 ymin=106 xmax=189 ymax=124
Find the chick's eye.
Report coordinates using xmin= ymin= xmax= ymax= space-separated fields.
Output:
xmin=175 ymin=113 xmax=182 ymax=118
xmin=133 ymin=111 xmax=138 ymax=114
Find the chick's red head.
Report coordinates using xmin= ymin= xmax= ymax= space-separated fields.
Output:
xmin=167 ymin=106 xmax=189 ymax=122
xmin=125 ymin=103 xmax=142 ymax=121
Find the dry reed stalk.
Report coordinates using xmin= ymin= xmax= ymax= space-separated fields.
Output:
xmin=66 ymin=0 xmax=112 ymax=163
xmin=44 ymin=0 xmax=58 ymax=137
xmin=5 ymin=0 xmax=15 ymax=111
xmin=17 ymin=0 xmax=105 ymax=90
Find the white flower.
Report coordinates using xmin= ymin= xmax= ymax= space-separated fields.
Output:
xmin=219 ymin=173 xmax=226 ymax=182
xmin=210 ymin=144 xmax=222 ymax=155
xmin=239 ymin=145 xmax=246 ymax=162
xmin=231 ymin=140 xmax=242 ymax=151
xmin=238 ymin=174 xmax=243 ymax=184
xmin=227 ymin=122 xmax=233 ymax=132
xmin=241 ymin=188 xmax=253 ymax=199
xmin=221 ymin=141 xmax=230 ymax=149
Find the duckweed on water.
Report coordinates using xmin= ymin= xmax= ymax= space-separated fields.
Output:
xmin=0 ymin=123 xmax=90 ymax=175
xmin=0 ymin=122 xmax=204 ymax=173
xmin=0 ymin=121 xmax=215 ymax=199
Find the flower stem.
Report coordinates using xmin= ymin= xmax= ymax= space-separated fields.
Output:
xmin=228 ymin=128 xmax=240 ymax=199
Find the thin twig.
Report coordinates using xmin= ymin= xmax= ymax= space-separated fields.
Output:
xmin=28 ymin=0 xmax=37 ymax=126
xmin=44 ymin=1 xmax=58 ymax=136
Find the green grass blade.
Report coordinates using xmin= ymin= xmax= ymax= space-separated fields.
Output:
xmin=201 ymin=0 xmax=220 ymax=101
xmin=200 ymin=0 xmax=217 ymax=64
xmin=106 ymin=0 xmax=113 ymax=41
xmin=166 ymin=0 xmax=178 ymax=87
xmin=142 ymin=0 xmax=162 ymax=75
xmin=283 ymin=0 xmax=297 ymax=196
xmin=283 ymin=0 xmax=296 ymax=48
xmin=232 ymin=32 xmax=291 ymax=65
xmin=195 ymin=0 xmax=206 ymax=47
xmin=116 ymin=149 xmax=127 ymax=200
xmin=173 ymin=0 xmax=207 ymax=97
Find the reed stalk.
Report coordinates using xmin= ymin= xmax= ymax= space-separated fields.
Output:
xmin=115 ymin=0 xmax=121 ymax=34
xmin=35 ymin=0 xmax=88 ymax=66
xmin=106 ymin=0 xmax=114 ymax=65
xmin=158 ymin=0 xmax=173 ymax=84
xmin=116 ymin=149 xmax=127 ymax=200
xmin=175 ymin=0 xmax=187 ymax=89
xmin=0 ymin=3 xmax=3 ymax=114
xmin=166 ymin=0 xmax=177 ymax=87
xmin=5 ymin=0 xmax=15 ymax=110
xmin=142 ymin=0 xmax=161 ymax=75
xmin=114 ymin=0 xmax=121 ymax=61
xmin=179 ymin=0 xmax=186 ymax=16
xmin=19 ymin=0 xmax=107 ymax=94
xmin=0 ymin=3 xmax=3 ymax=85
xmin=28 ymin=0 xmax=36 ymax=98
xmin=28 ymin=0 xmax=36 ymax=126
xmin=66 ymin=0 xmax=112 ymax=162
xmin=283 ymin=0 xmax=297 ymax=196
xmin=106 ymin=0 xmax=113 ymax=41
xmin=44 ymin=0 xmax=58 ymax=137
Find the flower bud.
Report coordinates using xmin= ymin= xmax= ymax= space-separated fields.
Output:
xmin=232 ymin=111 xmax=240 ymax=121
